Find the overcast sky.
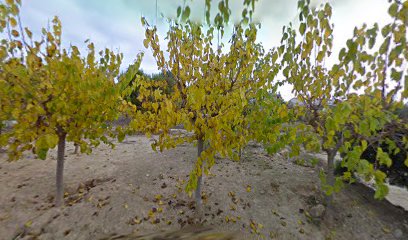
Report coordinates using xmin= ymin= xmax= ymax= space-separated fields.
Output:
xmin=18 ymin=0 xmax=391 ymax=100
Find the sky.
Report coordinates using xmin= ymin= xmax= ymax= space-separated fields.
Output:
xmin=18 ymin=0 xmax=392 ymax=100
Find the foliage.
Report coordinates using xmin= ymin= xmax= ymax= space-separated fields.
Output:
xmin=245 ymin=89 xmax=296 ymax=154
xmin=119 ymin=65 xmax=176 ymax=110
xmin=339 ymin=0 xmax=408 ymax=195
xmin=0 ymin=0 xmax=126 ymax=205
xmin=128 ymin=16 xmax=282 ymax=198
xmin=177 ymin=0 xmax=257 ymax=28
xmin=361 ymin=141 xmax=408 ymax=187
xmin=280 ymin=0 xmax=407 ymax=200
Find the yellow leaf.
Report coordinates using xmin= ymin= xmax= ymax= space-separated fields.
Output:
xmin=24 ymin=220 xmax=32 ymax=228
xmin=152 ymin=102 xmax=159 ymax=112
xmin=246 ymin=185 xmax=251 ymax=192
xmin=143 ymin=39 xmax=149 ymax=48
xmin=382 ymin=226 xmax=391 ymax=233
xmin=9 ymin=17 xmax=17 ymax=27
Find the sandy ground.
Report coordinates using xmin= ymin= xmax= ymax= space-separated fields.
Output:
xmin=0 ymin=135 xmax=407 ymax=240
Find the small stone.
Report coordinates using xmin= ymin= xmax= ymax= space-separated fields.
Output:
xmin=309 ymin=204 xmax=326 ymax=219
xmin=393 ymin=229 xmax=403 ymax=238
xmin=158 ymin=174 xmax=164 ymax=180
xmin=259 ymin=190 xmax=266 ymax=195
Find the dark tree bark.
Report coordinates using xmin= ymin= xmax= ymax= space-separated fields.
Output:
xmin=74 ymin=143 xmax=79 ymax=154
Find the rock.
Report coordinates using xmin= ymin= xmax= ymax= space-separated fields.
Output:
xmin=259 ymin=190 xmax=266 ymax=195
xmin=309 ymin=204 xmax=326 ymax=219
xmin=393 ymin=229 xmax=403 ymax=238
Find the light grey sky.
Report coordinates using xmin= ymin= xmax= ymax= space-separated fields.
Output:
xmin=19 ymin=0 xmax=391 ymax=100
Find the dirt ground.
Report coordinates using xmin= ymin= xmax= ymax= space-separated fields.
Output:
xmin=0 ymin=134 xmax=407 ymax=240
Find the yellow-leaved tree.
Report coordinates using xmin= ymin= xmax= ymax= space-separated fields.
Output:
xmin=0 ymin=0 xmax=126 ymax=206
xmin=125 ymin=17 xmax=282 ymax=208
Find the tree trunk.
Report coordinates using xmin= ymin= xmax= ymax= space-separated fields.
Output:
xmin=325 ymin=150 xmax=335 ymax=207
xmin=74 ymin=143 xmax=79 ymax=154
xmin=56 ymin=133 xmax=66 ymax=207
xmin=195 ymin=138 xmax=204 ymax=207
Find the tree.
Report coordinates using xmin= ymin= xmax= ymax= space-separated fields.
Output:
xmin=280 ymin=0 xmax=407 ymax=206
xmin=346 ymin=0 xmax=408 ymax=188
xmin=119 ymin=66 xmax=176 ymax=110
xmin=126 ymin=17 xmax=281 ymax=209
xmin=0 ymin=0 xmax=126 ymax=207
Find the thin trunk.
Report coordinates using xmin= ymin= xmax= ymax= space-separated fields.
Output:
xmin=56 ymin=133 xmax=66 ymax=207
xmin=325 ymin=150 xmax=335 ymax=207
xmin=195 ymin=138 xmax=204 ymax=207
xmin=238 ymin=147 xmax=242 ymax=161
xmin=74 ymin=143 xmax=79 ymax=154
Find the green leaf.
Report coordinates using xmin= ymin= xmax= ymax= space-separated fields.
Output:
xmin=118 ymin=132 xmax=125 ymax=142
xmin=339 ymin=48 xmax=346 ymax=60
xmin=299 ymin=23 xmax=306 ymax=35
xmin=388 ymin=3 xmax=398 ymax=17
xmin=376 ymin=148 xmax=392 ymax=167
xmin=368 ymin=38 xmax=375 ymax=49
xmin=37 ymin=148 xmax=48 ymax=160
xmin=325 ymin=117 xmax=336 ymax=131
xmin=182 ymin=6 xmax=191 ymax=22
xmin=35 ymin=134 xmax=58 ymax=150
xmin=390 ymin=69 xmax=402 ymax=81
xmin=374 ymin=183 xmax=389 ymax=199
xmin=374 ymin=170 xmax=386 ymax=183
xmin=177 ymin=6 xmax=181 ymax=18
